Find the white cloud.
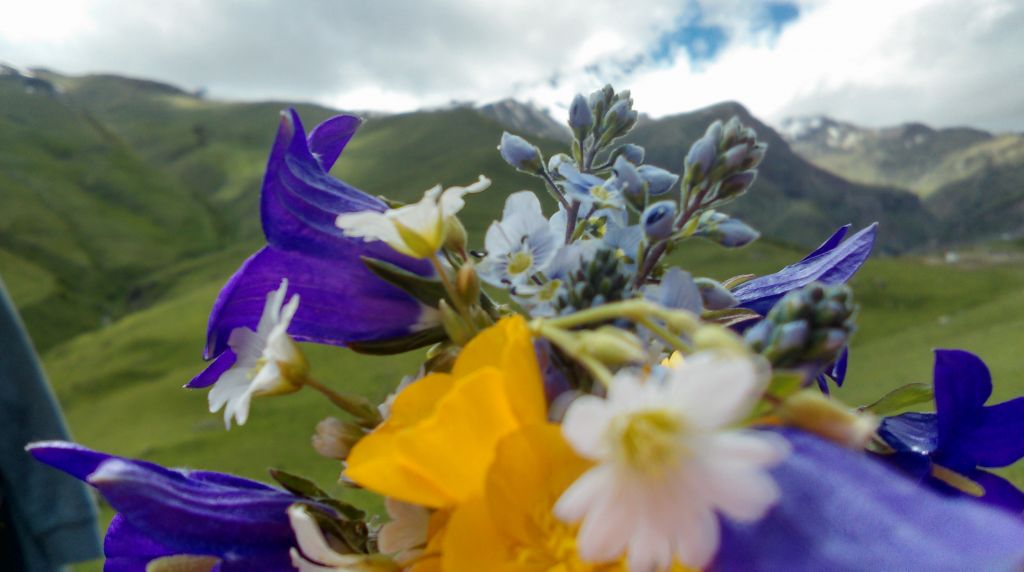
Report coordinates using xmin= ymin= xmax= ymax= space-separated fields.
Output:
xmin=1 ymin=0 xmax=1021 ymax=130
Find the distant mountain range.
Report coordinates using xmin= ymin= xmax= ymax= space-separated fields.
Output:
xmin=1 ymin=65 xmax=1020 ymax=348
xmin=782 ymin=115 xmax=1024 ymax=243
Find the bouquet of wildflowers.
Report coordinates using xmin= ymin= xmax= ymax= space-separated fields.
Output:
xmin=30 ymin=86 xmax=1024 ymax=571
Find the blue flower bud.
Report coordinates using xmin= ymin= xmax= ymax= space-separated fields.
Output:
xmin=722 ymin=116 xmax=742 ymax=146
xmin=548 ymin=153 xmax=572 ymax=173
xmin=642 ymin=201 xmax=677 ymax=241
xmin=685 ymin=135 xmax=718 ymax=180
xmin=722 ymin=143 xmax=751 ymax=172
xmin=612 ymin=156 xmax=645 ymax=197
xmin=696 ymin=212 xmax=760 ymax=248
xmin=616 ymin=143 xmax=645 ymax=164
xmin=718 ymin=170 xmax=756 ymax=199
xmin=704 ymin=120 xmax=723 ymax=146
xmin=568 ymin=93 xmax=593 ymax=137
xmin=602 ymin=99 xmax=637 ymax=134
xmin=499 ymin=132 xmax=542 ymax=173
xmin=638 ymin=165 xmax=679 ymax=196
xmin=774 ymin=321 xmax=811 ymax=354
xmin=695 ymin=277 xmax=738 ymax=310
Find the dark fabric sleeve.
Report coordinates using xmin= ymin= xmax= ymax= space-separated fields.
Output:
xmin=0 ymin=277 xmax=102 ymax=569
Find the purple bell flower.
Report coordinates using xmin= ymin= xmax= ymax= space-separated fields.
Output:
xmin=714 ymin=429 xmax=1024 ymax=571
xmin=732 ymin=223 xmax=876 ymax=390
xmin=27 ymin=441 xmax=320 ymax=571
xmin=190 ymin=110 xmax=440 ymax=388
xmin=878 ymin=349 xmax=1024 ymax=513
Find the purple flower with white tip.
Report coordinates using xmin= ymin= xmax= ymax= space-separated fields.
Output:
xmin=190 ymin=110 xmax=443 ymax=391
xmin=878 ymin=349 xmax=1024 ymax=513
xmin=27 ymin=441 xmax=324 ymax=571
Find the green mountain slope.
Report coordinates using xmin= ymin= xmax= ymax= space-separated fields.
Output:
xmin=0 ymin=72 xmax=218 ymax=348
xmin=630 ymin=103 xmax=936 ymax=253
xmin=782 ymin=115 xmax=1024 ymax=244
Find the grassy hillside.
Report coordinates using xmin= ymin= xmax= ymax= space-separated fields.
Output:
xmin=783 ymin=116 xmax=1024 ymax=245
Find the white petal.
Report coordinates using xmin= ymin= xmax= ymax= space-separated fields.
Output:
xmin=560 ymin=395 xmax=613 ymax=460
xmin=554 ymin=464 xmax=613 ymax=522
xmin=336 ymin=211 xmax=403 ymax=246
xmin=575 ymin=472 xmax=640 ymax=563
xmin=378 ymin=498 xmax=429 ymax=554
xmin=288 ymin=505 xmax=361 ymax=567
xmin=669 ymin=354 xmax=765 ymax=429
xmin=439 ymin=175 xmax=490 ymax=216
xmin=227 ymin=326 xmax=264 ymax=365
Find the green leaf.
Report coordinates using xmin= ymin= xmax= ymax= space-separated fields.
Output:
xmin=270 ymin=469 xmax=330 ymax=499
xmin=347 ymin=326 xmax=447 ymax=355
xmin=862 ymin=383 xmax=934 ymax=416
xmin=361 ymin=256 xmax=448 ymax=308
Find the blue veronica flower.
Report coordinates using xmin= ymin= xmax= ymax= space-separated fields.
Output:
xmin=28 ymin=442 xmax=322 ymax=571
xmin=878 ymin=349 xmax=1024 ymax=513
xmin=715 ymin=429 xmax=1024 ymax=571
xmin=478 ymin=191 xmax=559 ymax=286
xmin=555 ymin=162 xmax=625 ymax=209
xmin=190 ymin=110 xmax=440 ymax=388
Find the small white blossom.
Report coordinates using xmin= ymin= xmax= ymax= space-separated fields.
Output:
xmin=555 ymin=353 xmax=789 ymax=571
xmin=288 ymin=505 xmax=397 ymax=571
xmin=377 ymin=498 xmax=430 ymax=561
xmin=478 ymin=191 xmax=559 ymax=286
xmin=336 ymin=176 xmax=489 ymax=258
xmin=208 ymin=279 xmax=305 ymax=429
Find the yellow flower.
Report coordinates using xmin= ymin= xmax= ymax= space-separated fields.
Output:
xmin=344 ymin=315 xmax=546 ymax=508
xmin=442 ymin=424 xmax=696 ymax=572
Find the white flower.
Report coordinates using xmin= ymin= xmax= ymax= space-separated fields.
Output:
xmin=288 ymin=505 xmax=398 ymax=571
xmin=377 ymin=498 xmax=430 ymax=560
xmin=554 ymin=353 xmax=789 ymax=571
xmin=336 ymin=176 xmax=490 ymax=258
xmin=208 ymin=279 xmax=305 ymax=429
xmin=478 ymin=191 xmax=559 ymax=286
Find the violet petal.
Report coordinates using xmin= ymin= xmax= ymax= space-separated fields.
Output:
xmin=714 ymin=429 xmax=1024 ymax=571
xmin=732 ymin=223 xmax=877 ymax=316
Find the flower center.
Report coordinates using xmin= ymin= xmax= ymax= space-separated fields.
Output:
xmin=589 ymin=185 xmax=614 ymax=203
xmin=514 ymin=505 xmax=621 ymax=571
xmin=610 ymin=409 xmax=686 ymax=474
xmin=508 ymin=250 xmax=534 ymax=276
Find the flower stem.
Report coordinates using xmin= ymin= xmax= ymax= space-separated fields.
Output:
xmin=637 ymin=316 xmax=692 ymax=354
xmin=304 ymin=377 xmax=382 ymax=426
xmin=429 ymin=254 xmax=477 ymax=333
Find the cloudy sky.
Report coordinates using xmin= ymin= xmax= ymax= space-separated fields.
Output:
xmin=2 ymin=0 xmax=1022 ymax=131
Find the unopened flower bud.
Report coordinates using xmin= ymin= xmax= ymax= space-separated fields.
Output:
xmin=443 ymin=215 xmax=468 ymax=253
xmin=722 ymin=116 xmax=743 ymax=147
xmin=548 ymin=153 xmax=572 ymax=174
xmin=312 ymin=417 xmax=366 ymax=461
xmin=578 ymin=326 xmax=646 ymax=366
xmin=685 ymin=135 xmax=717 ymax=181
xmin=611 ymin=143 xmax=645 ymax=165
xmin=692 ymin=325 xmax=747 ymax=354
xmin=602 ymin=99 xmax=637 ymax=136
xmin=568 ymin=93 xmax=593 ymax=138
xmin=696 ymin=211 xmax=760 ymax=248
xmin=456 ymin=262 xmax=481 ymax=307
xmin=438 ymin=299 xmax=473 ymax=346
xmin=642 ymin=201 xmax=677 ymax=242
xmin=612 ymin=156 xmax=645 ymax=197
xmin=722 ymin=143 xmax=751 ymax=172
xmin=498 ymin=132 xmax=543 ymax=173
xmin=778 ymin=391 xmax=879 ymax=449
xmin=717 ymin=170 xmax=756 ymax=200
xmin=704 ymin=120 xmax=723 ymax=147
xmin=695 ymin=277 xmax=738 ymax=310
xmin=638 ymin=165 xmax=679 ymax=196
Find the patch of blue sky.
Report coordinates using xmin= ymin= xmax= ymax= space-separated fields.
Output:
xmin=650 ymin=1 xmax=800 ymax=66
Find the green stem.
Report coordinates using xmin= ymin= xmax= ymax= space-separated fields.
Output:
xmin=429 ymin=255 xmax=477 ymax=333
xmin=637 ymin=316 xmax=691 ymax=354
